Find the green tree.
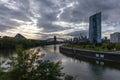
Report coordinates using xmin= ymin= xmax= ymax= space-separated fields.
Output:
xmin=0 ymin=46 xmax=75 ymax=80
xmin=115 ymin=43 xmax=120 ymax=50
xmin=5 ymin=46 xmax=64 ymax=80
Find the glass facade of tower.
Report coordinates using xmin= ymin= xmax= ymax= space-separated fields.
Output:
xmin=89 ymin=12 xmax=101 ymax=43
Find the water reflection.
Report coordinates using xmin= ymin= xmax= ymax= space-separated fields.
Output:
xmin=89 ymin=64 xmax=105 ymax=77
xmin=38 ymin=45 xmax=120 ymax=80
xmin=54 ymin=45 xmax=57 ymax=52
xmin=1 ymin=45 xmax=120 ymax=80
xmin=0 ymin=49 xmax=16 ymax=64
xmin=0 ymin=49 xmax=15 ymax=58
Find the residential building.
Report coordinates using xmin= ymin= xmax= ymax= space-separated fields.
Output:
xmin=110 ymin=32 xmax=120 ymax=43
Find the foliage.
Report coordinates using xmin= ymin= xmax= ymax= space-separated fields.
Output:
xmin=64 ymin=75 xmax=75 ymax=80
xmin=115 ymin=43 xmax=120 ymax=50
xmin=0 ymin=63 xmax=6 ymax=80
xmin=0 ymin=46 xmax=75 ymax=80
xmin=0 ymin=37 xmax=46 ymax=49
xmin=6 ymin=46 xmax=63 ymax=80
xmin=65 ymin=42 xmax=120 ymax=52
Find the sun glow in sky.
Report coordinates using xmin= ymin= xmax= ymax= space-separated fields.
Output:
xmin=0 ymin=0 xmax=120 ymax=39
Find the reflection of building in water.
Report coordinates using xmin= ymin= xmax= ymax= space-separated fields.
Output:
xmin=54 ymin=45 xmax=56 ymax=52
xmin=89 ymin=64 xmax=105 ymax=77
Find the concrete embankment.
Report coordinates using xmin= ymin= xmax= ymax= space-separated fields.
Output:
xmin=59 ymin=46 xmax=120 ymax=63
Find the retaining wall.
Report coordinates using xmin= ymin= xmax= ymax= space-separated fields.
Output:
xmin=59 ymin=46 xmax=120 ymax=62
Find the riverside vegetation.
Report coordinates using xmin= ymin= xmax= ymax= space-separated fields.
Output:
xmin=0 ymin=46 xmax=75 ymax=80
xmin=0 ymin=37 xmax=46 ymax=49
xmin=65 ymin=42 xmax=120 ymax=52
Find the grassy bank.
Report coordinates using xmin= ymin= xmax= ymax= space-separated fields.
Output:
xmin=65 ymin=42 xmax=120 ymax=52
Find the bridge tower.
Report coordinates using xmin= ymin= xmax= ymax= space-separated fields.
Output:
xmin=54 ymin=36 xmax=57 ymax=44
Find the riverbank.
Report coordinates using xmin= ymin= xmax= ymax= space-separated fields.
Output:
xmin=0 ymin=37 xmax=46 ymax=49
xmin=1 ymin=44 xmax=120 ymax=80
xmin=65 ymin=42 xmax=120 ymax=52
xmin=60 ymin=46 xmax=120 ymax=63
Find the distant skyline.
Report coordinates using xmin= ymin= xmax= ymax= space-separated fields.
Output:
xmin=0 ymin=0 xmax=120 ymax=39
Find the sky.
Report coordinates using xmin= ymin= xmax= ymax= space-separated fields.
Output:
xmin=0 ymin=0 xmax=120 ymax=39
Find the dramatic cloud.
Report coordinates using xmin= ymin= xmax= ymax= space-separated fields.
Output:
xmin=0 ymin=0 xmax=120 ymax=39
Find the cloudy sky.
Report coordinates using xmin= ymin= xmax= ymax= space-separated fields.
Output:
xmin=0 ymin=0 xmax=120 ymax=39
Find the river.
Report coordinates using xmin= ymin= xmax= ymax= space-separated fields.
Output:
xmin=1 ymin=44 xmax=120 ymax=80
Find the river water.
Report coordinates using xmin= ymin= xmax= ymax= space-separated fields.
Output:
xmin=1 ymin=45 xmax=120 ymax=80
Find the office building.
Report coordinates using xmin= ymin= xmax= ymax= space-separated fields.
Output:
xmin=89 ymin=12 xmax=102 ymax=43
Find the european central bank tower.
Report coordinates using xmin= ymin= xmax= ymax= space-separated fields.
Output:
xmin=89 ymin=12 xmax=102 ymax=43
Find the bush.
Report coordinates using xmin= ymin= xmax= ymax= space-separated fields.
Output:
xmin=0 ymin=46 xmax=75 ymax=80
xmin=7 ymin=47 xmax=63 ymax=80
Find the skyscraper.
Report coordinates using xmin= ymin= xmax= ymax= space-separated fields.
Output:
xmin=89 ymin=12 xmax=102 ymax=43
